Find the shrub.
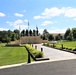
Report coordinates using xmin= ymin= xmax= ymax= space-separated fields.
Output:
xmin=25 ymin=44 xmax=43 ymax=58
xmin=73 ymin=48 xmax=76 ymax=51
xmin=65 ymin=48 xmax=68 ymax=50
xmin=68 ymin=48 xmax=72 ymax=50
xmin=34 ymin=51 xmax=43 ymax=58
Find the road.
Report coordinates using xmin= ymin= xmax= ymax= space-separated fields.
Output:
xmin=0 ymin=59 xmax=76 ymax=75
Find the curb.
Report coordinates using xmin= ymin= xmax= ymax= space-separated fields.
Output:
xmin=0 ymin=62 xmax=27 ymax=69
xmin=0 ymin=57 xmax=76 ymax=70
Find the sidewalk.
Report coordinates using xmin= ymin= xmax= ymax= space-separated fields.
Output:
xmin=33 ymin=44 xmax=76 ymax=61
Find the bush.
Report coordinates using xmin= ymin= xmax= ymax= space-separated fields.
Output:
xmin=73 ymin=48 xmax=76 ymax=51
xmin=68 ymin=48 xmax=72 ymax=50
xmin=25 ymin=44 xmax=43 ymax=58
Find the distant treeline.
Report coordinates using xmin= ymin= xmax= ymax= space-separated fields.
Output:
xmin=0 ymin=27 xmax=76 ymax=43
xmin=0 ymin=29 xmax=39 ymax=43
xmin=41 ymin=28 xmax=76 ymax=41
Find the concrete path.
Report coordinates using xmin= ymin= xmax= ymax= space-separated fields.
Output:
xmin=33 ymin=44 xmax=76 ymax=61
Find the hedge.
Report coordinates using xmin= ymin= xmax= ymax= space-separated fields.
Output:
xmin=25 ymin=44 xmax=44 ymax=58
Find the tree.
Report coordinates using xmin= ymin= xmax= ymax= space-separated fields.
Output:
xmin=26 ymin=29 xmax=29 ymax=36
xmin=33 ymin=30 xmax=36 ymax=36
xmin=14 ymin=29 xmax=20 ymax=34
xmin=42 ymin=35 xmax=47 ymax=40
xmin=66 ymin=36 xmax=72 ymax=41
xmin=72 ymin=28 xmax=76 ymax=40
xmin=64 ymin=28 xmax=71 ymax=40
xmin=55 ymin=34 xmax=63 ymax=41
xmin=0 ymin=36 xmax=2 ymax=42
xmin=14 ymin=29 xmax=20 ymax=40
xmin=66 ymin=31 xmax=73 ymax=41
xmin=29 ymin=29 xmax=32 ymax=36
xmin=43 ymin=29 xmax=49 ymax=40
xmin=2 ymin=31 xmax=8 ymax=42
xmin=8 ymin=30 xmax=12 ymax=37
xmin=48 ymin=34 xmax=54 ymax=41
xmin=11 ymin=33 xmax=16 ymax=41
xmin=36 ymin=29 xmax=39 ymax=36
xmin=6 ymin=37 xmax=11 ymax=44
xmin=64 ymin=28 xmax=73 ymax=41
xmin=0 ymin=31 xmax=3 ymax=42
xmin=55 ymin=36 xmax=60 ymax=41
xmin=36 ymin=26 xmax=39 ymax=36
xmin=21 ymin=30 xmax=26 ymax=36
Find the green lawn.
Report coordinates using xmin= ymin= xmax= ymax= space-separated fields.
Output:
xmin=56 ymin=41 xmax=76 ymax=49
xmin=0 ymin=45 xmax=28 ymax=66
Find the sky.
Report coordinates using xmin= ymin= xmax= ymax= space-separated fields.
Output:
xmin=0 ymin=0 xmax=76 ymax=34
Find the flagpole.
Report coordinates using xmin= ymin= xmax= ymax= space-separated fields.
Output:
xmin=28 ymin=21 xmax=29 ymax=36
xmin=28 ymin=21 xmax=30 ymax=44
xmin=19 ymin=25 xmax=21 ymax=44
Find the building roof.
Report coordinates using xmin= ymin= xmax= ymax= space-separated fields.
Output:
xmin=50 ymin=33 xmax=65 ymax=37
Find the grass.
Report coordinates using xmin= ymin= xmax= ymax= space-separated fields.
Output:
xmin=55 ymin=41 xmax=76 ymax=50
xmin=44 ymin=41 xmax=76 ymax=50
xmin=0 ymin=45 xmax=28 ymax=66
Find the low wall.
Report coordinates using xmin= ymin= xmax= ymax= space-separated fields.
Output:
xmin=11 ymin=36 xmax=42 ymax=44
xmin=21 ymin=36 xmax=42 ymax=44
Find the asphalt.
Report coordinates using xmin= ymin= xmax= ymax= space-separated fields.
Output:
xmin=0 ymin=59 xmax=76 ymax=75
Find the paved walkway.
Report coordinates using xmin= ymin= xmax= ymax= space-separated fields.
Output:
xmin=33 ymin=44 xmax=76 ymax=61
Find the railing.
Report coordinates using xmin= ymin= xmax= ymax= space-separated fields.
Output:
xmin=25 ymin=45 xmax=49 ymax=63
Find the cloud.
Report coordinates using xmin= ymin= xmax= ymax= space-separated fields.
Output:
xmin=34 ymin=16 xmax=42 ymax=19
xmin=39 ymin=28 xmax=66 ymax=34
xmin=34 ymin=7 xmax=76 ymax=19
xmin=7 ymin=20 xmax=23 ymax=26
xmin=24 ymin=19 xmax=28 ymax=22
xmin=41 ymin=21 xmax=53 ymax=26
xmin=74 ymin=18 xmax=76 ymax=20
xmin=48 ymin=28 xmax=66 ymax=33
xmin=14 ymin=13 xmax=24 ymax=17
xmin=6 ymin=19 xmax=28 ymax=30
xmin=65 ymin=8 xmax=76 ymax=17
xmin=0 ymin=12 xmax=5 ymax=17
xmin=39 ymin=29 xmax=44 ymax=34
xmin=41 ymin=7 xmax=65 ymax=18
xmin=34 ymin=7 xmax=66 ymax=19
xmin=0 ymin=28 xmax=8 ymax=31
